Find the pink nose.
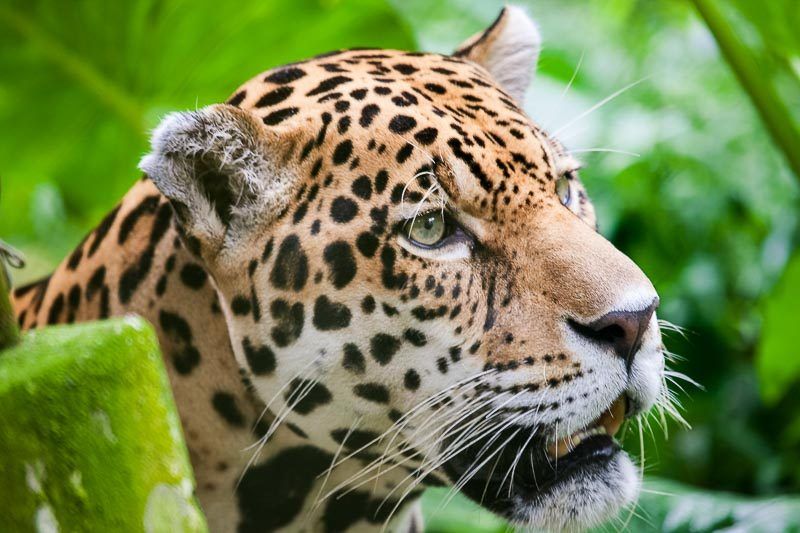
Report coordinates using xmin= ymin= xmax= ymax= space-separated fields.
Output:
xmin=568 ymin=297 xmax=659 ymax=369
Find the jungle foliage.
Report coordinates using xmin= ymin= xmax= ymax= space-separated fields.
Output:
xmin=2 ymin=0 xmax=799 ymax=529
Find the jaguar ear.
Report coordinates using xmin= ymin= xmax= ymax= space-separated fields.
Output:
xmin=139 ymin=104 xmax=297 ymax=258
xmin=453 ymin=5 xmax=541 ymax=103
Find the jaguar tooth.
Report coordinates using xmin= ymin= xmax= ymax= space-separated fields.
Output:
xmin=545 ymin=395 xmax=627 ymax=460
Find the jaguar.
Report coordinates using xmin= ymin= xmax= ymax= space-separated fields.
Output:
xmin=11 ymin=6 xmax=669 ymax=532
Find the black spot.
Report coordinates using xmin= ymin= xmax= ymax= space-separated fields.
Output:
xmin=449 ymin=346 xmax=462 ymax=362
xmin=270 ymin=299 xmax=304 ymax=347
xmin=212 ymin=391 xmax=245 ymax=427
xmin=330 ymin=197 xmax=358 ymax=223
xmin=118 ymin=203 xmax=172 ymax=304
xmin=263 ymin=107 xmax=299 ymax=125
xmin=155 ymin=275 xmax=167 ymax=296
xmin=393 ymin=63 xmax=418 ymax=75
xmin=118 ymin=195 xmax=159 ymax=244
xmin=227 ymin=90 xmax=246 ymax=106
xmin=352 ymin=175 xmax=372 ymax=200
xmin=66 ymin=242 xmax=83 ymax=270
xmin=242 ymin=337 xmax=276 ymax=375
xmin=350 ymin=88 xmax=368 ymax=100
xmin=337 ymin=115 xmax=351 ymax=134
xmin=286 ymin=423 xmax=308 ymax=440
xmin=231 ymin=295 xmax=252 ymax=316
xmin=424 ymin=83 xmax=446 ymax=94
xmin=237 ymin=446 xmax=332 ymax=532
xmin=180 ymin=263 xmax=207 ymax=289
xmin=396 ymin=142 xmax=414 ymax=163
xmin=355 ymin=232 xmax=379 ymax=258
xmin=158 ymin=310 xmax=201 ymax=374
xmin=373 ymin=170 xmax=389 ymax=194
xmin=404 ymin=369 xmax=421 ymax=391
xmin=99 ymin=287 xmax=110 ymax=319
xmin=359 ymin=104 xmax=380 ymax=127
xmin=86 ymin=266 xmax=106 ymax=301
xmin=264 ymin=67 xmax=306 ymax=84
xmin=448 ymin=137 xmax=493 ymax=191
xmin=88 ymin=205 xmax=121 ymax=257
xmin=353 ymin=383 xmax=390 ymax=404
xmin=380 ymin=245 xmax=407 ymax=290
xmin=323 ymin=490 xmax=370 ymax=532
xmin=286 ymin=379 xmax=333 ymax=414
xmin=330 ymin=429 xmax=380 ymax=450
xmin=323 ymin=241 xmax=357 ymax=289
xmin=255 ymin=86 xmax=293 ymax=107
xmin=307 ymin=75 xmax=352 ymax=96
xmin=361 ymin=295 xmax=376 ymax=314
xmin=403 ymin=328 xmax=427 ymax=347
xmin=369 ymin=333 xmax=400 ymax=365
xmin=342 ymin=343 xmax=366 ymax=375
xmin=270 ymin=235 xmax=309 ymax=292
xmin=313 ymin=296 xmax=352 ymax=330
xmin=293 ymin=202 xmax=309 ymax=224
xmin=411 ymin=304 xmax=448 ymax=321
xmin=66 ymin=284 xmax=81 ymax=319
xmin=437 ymin=357 xmax=449 ymax=373
xmin=370 ymin=206 xmax=388 ymax=233
xmin=332 ymin=140 xmax=353 ymax=165
xmin=414 ymin=127 xmax=438 ymax=145
xmin=388 ymin=115 xmax=416 ymax=134
xmin=47 ymin=293 xmax=64 ymax=324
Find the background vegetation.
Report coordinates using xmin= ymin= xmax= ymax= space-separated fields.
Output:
xmin=2 ymin=0 xmax=799 ymax=529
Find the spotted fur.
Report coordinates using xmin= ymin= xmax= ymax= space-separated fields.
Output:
xmin=11 ymin=7 xmax=665 ymax=532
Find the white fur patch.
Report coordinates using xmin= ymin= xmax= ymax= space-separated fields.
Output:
xmin=139 ymin=105 xmax=296 ymax=254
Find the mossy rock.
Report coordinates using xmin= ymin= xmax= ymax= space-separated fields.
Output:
xmin=0 ymin=316 xmax=207 ymax=532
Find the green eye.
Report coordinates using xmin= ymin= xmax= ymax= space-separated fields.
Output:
xmin=408 ymin=212 xmax=447 ymax=246
xmin=556 ymin=175 xmax=571 ymax=206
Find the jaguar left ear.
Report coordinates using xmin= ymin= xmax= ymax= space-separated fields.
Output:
xmin=454 ymin=5 xmax=541 ymax=104
xmin=139 ymin=104 xmax=298 ymax=260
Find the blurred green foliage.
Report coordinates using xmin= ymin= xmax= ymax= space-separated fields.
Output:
xmin=2 ymin=0 xmax=800 ymax=526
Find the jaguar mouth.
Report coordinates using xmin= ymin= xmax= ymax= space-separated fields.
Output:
xmin=442 ymin=394 xmax=634 ymax=525
xmin=546 ymin=394 xmax=627 ymax=461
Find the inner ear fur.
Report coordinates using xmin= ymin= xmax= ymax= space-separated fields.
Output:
xmin=139 ymin=104 xmax=297 ymax=257
xmin=454 ymin=5 xmax=541 ymax=103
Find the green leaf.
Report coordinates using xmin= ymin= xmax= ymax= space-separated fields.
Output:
xmin=0 ymin=0 xmax=414 ymax=280
xmin=757 ymin=251 xmax=800 ymax=404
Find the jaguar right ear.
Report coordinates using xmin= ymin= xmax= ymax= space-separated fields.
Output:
xmin=453 ymin=6 xmax=541 ymax=104
xmin=140 ymin=104 xmax=299 ymax=260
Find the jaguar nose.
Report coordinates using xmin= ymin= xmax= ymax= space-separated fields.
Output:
xmin=568 ymin=297 xmax=659 ymax=369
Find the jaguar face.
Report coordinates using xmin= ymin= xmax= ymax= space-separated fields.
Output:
xmin=141 ymin=6 xmax=666 ymax=531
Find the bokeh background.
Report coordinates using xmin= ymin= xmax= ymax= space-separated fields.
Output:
xmin=2 ymin=0 xmax=799 ymax=530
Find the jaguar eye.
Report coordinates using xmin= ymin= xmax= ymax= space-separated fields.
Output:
xmin=556 ymin=175 xmax=571 ymax=206
xmin=399 ymin=210 xmax=473 ymax=260
xmin=407 ymin=211 xmax=447 ymax=247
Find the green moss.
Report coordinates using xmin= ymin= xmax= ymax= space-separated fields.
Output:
xmin=0 ymin=317 xmax=207 ymax=532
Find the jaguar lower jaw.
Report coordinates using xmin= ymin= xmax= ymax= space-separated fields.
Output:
xmin=444 ymin=396 xmax=638 ymax=531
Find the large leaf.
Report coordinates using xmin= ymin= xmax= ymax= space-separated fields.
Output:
xmin=757 ymin=251 xmax=800 ymax=404
xmin=0 ymin=0 xmax=413 ymax=279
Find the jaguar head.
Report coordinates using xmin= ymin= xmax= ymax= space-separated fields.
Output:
xmin=141 ymin=6 xmax=666 ymax=530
